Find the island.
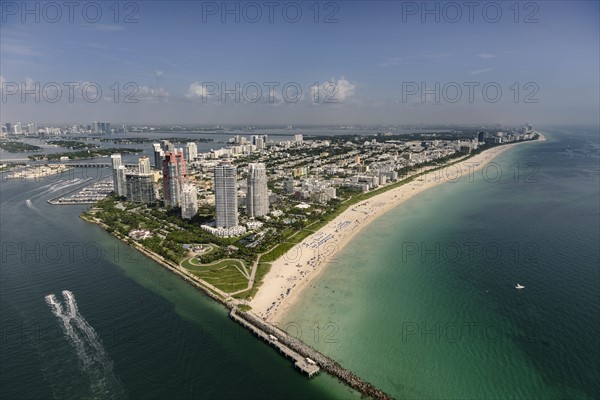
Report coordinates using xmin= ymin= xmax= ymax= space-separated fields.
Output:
xmin=29 ymin=147 xmax=143 ymax=161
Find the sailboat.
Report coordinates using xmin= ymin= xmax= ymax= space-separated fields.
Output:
xmin=515 ymin=283 xmax=525 ymax=289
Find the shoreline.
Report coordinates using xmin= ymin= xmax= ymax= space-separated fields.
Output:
xmin=251 ymin=134 xmax=545 ymax=322
xmin=80 ymin=214 xmax=235 ymax=307
xmin=81 ymin=213 xmax=394 ymax=399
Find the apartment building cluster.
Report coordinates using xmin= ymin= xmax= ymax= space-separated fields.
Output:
xmin=111 ymin=154 xmax=156 ymax=204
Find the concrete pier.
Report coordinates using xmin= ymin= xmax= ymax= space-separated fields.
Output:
xmin=231 ymin=309 xmax=393 ymax=399
xmin=230 ymin=310 xmax=320 ymax=377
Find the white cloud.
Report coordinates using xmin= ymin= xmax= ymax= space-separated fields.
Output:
xmin=478 ymin=53 xmax=496 ymax=59
xmin=185 ymin=82 xmax=213 ymax=99
xmin=312 ymin=76 xmax=356 ymax=103
xmin=335 ymin=77 xmax=356 ymax=101
xmin=154 ymin=70 xmax=164 ymax=78
xmin=470 ymin=67 xmax=494 ymax=75
xmin=137 ymin=85 xmax=169 ymax=102
xmin=23 ymin=77 xmax=37 ymax=90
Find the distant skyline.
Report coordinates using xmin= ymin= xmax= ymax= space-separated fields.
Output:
xmin=1 ymin=1 xmax=598 ymax=126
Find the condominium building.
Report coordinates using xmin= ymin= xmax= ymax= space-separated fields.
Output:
xmin=162 ymin=149 xmax=188 ymax=207
xmin=185 ymin=142 xmax=197 ymax=162
xmin=138 ymin=156 xmax=151 ymax=174
xmin=152 ymin=143 xmax=164 ymax=168
xmin=214 ymin=163 xmax=238 ymax=228
xmin=246 ymin=163 xmax=269 ymax=217
xmin=125 ymin=173 xmax=155 ymax=203
xmin=110 ymin=154 xmax=127 ymax=197
xmin=180 ymin=183 xmax=198 ymax=219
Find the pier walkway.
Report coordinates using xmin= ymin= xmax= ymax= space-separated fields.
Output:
xmin=230 ymin=310 xmax=320 ymax=377
xmin=230 ymin=309 xmax=392 ymax=399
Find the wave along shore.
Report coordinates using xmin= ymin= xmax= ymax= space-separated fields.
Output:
xmin=251 ymin=135 xmax=545 ymax=322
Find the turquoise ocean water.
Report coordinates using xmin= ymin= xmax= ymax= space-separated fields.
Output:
xmin=281 ymin=127 xmax=600 ymax=399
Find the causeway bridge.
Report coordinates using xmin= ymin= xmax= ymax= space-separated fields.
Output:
xmin=48 ymin=163 xmax=138 ymax=168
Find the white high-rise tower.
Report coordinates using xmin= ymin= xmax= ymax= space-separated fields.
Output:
xmin=181 ymin=183 xmax=198 ymax=219
xmin=185 ymin=142 xmax=197 ymax=162
xmin=246 ymin=163 xmax=269 ymax=217
xmin=110 ymin=154 xmax=127 ymax=197
xmin=214 ymin=163 xmax=238 ymax=228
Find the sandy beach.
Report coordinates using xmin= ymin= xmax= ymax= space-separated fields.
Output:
xmin=250 ymin=136 xmax=545 ymax=322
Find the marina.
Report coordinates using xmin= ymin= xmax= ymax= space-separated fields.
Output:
xmin=47 ymin=178 xmax=113 ymax=205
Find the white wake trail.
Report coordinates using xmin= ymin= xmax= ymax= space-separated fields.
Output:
xmin=45 ymin=291 xmax=126 ymax=399
xmin=62 ymin=290 xmax=108 ymax=360
xmin=45 ymin=293 xmax=92 ymax=369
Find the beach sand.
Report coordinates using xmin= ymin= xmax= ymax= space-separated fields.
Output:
xmin=250 ymin=136 xmax=545 ymax=322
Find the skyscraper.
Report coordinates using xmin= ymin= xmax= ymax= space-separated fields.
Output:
xmin=162 ymin=149 xmax=187 ymax=207
xmin=214 ymin=163 xmax=238 ymax=228
xmin=255 ymin=136 xmax=265 ymax=150
xmin=181 ymin=183 xmax=198 ymax=219
xmin=185 ymin=142 xmax=197 ymax=162
xmin=160 ymin=140 xmax=174 ymax=152
xmin=175 ymin=148 xmax=188 ymax=183
xmin=93 ymin=121 xmax=110 ymax=134
xmin=111 ymin=154 xmax=127 ymax=197
xmin=246 ymin=163 xmax=269 ymax=217
xmin=138 ymin=156 xmax=151 ymax=174
xmin=152 ymin=143 xmax=164 ymax=169
xmin=126 ymin=173 xmax=155 ymax=203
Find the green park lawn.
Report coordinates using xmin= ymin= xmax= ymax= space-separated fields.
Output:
xmin=181 ymin=257 xmax=251 ymax=293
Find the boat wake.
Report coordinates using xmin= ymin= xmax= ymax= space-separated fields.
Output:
xmin=24 ymin=198 xmax=38 ymax=211
xmin=45 ymin=290 xmax=126 ymax=399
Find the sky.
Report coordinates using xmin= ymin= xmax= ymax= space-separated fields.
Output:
xmin=1 ymin=0 xmax=599 ymax=126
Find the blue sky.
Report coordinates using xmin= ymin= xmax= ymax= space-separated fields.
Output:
xmin=1 ymin=0 xmax=598 ymax=125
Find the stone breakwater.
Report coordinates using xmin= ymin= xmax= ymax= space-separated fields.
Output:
xmin=235 ymin=311 xmax=394 ymax=400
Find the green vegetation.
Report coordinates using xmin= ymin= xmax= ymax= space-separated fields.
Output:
xmin=0 ymin=162 xmax=25 ymax=172
xmin=182 ymin=258 xmax=250 ymax=292
xmin=0 ymin=141 xmax=42 ymax=152
xmin=85 ymin=196 xmax=256 ymax=293
xmin=47 ymin=140 xmax=99 ymax=150
xmin=234 ymin=262 xmax=272 ymax=300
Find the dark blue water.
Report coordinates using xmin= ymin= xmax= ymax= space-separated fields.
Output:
xmin=0 ymin=173 xmax=356 ymax=398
